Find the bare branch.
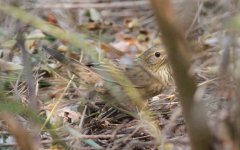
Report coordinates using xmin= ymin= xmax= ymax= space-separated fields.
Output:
xmin=16 ymin=26 xmax=38 ymax=110
xmin=149 ymin=1 xmax=213 ymax=150
xmin=0 ymin=112 xmax=39 ymax=150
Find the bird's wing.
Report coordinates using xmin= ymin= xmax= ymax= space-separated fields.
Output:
xmin=43 ymin=46 xmax=103 ymax=85
xmin=89 ymin=61 xmax=152 ymax=88
xmin=43 ymin=46 xmax=151 ymax=89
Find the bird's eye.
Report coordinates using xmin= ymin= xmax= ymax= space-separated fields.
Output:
xmin=155 ymin=52 xmax=161 ymax=58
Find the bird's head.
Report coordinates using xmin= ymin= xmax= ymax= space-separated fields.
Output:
xmin=138 ymin=45 xmax=172 ymax=85
xmin=138 ymin=45 xmax=168 ymax=72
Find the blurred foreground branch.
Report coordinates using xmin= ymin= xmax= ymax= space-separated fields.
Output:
xmin=0 ymin=112 xmax=39 ymax=150
xmin=16 ymin=27 xmax=38 ymax=110
xmin=150 ymin=0 xmax=213 ymax=150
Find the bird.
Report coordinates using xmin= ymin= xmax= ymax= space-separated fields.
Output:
xmin=44 ymin=45 xmax=173 ymax=114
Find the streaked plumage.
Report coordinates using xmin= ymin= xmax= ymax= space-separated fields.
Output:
xmin=44 ymin=45 xmax=173 ymax=113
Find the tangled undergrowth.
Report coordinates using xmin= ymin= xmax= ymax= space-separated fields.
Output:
xmin=0 ymin=0 xmax=239 ymax=149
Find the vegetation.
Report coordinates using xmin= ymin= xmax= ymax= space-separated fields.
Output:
xmin=0 ymin=0 xmax=240 ymax=149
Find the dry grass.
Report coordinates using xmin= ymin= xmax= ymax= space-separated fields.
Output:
xmin=0 ymin=0 xmax=239 ymax=149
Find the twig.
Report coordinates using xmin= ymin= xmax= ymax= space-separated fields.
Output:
xmin=16 ymin=26 xmax=38 ymax=110
xmin=79 ymin=105 xmax=87 ymax=130
xmin=0 ymin=134 xmax=153 ymax=149
xmin=186 ymin=1 xmax=204 ymax=36
xmin=26 ymin=1 xmax=149 ymax=9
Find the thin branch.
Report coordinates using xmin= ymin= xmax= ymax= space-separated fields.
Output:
xmin=16 ymin=26 xmax=38 ymax=110
xmin=25 ymin=1 xmax=149 ymax=9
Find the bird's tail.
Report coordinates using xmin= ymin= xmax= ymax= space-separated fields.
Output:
xmin=43 ymin=46 xmax=103 ymax=85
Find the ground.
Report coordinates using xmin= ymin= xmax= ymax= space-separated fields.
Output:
xmin=0 ymin=0 xmax=238 ymax=149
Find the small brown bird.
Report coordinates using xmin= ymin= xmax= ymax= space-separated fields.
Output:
xmin=44 ymin=45 xmax=172 ymax=113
